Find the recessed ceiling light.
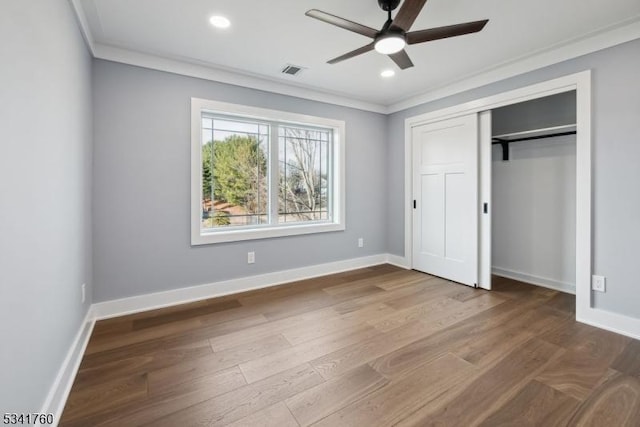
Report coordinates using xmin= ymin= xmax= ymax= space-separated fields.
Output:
xmin=209 ymin=15 xmax=231 ymax=29
xmin=381 ymin=69 xmax=395 ymax=78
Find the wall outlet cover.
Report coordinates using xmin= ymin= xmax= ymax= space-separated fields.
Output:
xmin=247 ymin=251 xmax=255 ymax=264
xmin=592 ymin=275 xmax=606 ymax=292
xmin=358 ymin=238 xmax=364 ymax=248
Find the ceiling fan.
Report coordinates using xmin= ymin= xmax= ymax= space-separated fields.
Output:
xmin=305 ymin=0 xmax=489 ymax=70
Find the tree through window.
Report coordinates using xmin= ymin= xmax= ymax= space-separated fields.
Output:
xmin=279 ymin=126 xmax=331 ymax=223
xmin=201 ymin=118 xmax=269 ymax=228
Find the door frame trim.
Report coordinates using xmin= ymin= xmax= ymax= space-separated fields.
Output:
xmin=403 ymin=70 xmax=592 ymax=320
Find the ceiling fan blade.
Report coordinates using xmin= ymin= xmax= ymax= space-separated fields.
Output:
xmin=327 ymin=43 xmax=375 ymax=64
xmin=389 ymin=49 xmax=414 ymax=70
xmin=407 ymin=20 xmax=489 ymax=44
xmin=391 ymin=0 xmax=428 ymax=31
xmin=306 ymin=9 xmax=378 ymax=39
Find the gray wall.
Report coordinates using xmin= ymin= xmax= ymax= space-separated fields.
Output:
xmin=0 ymin=0 xmax=93 ymax=413
xmin=387 ymin=38 xmax=640 ymax=318
xmin=492 ymin=91 xmax=576 ymax=136
xmin=92 ymin=60 xmax=387 ymax=302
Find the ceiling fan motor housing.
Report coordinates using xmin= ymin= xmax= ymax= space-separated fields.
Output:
xmin=378 ymin=0 xmax=402 ymax=12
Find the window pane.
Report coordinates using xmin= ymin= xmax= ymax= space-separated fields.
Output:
xmin=201 ymin=116 xmax=269 ymax=230
xmin=278 ymin=126 xmax=331 ymax=224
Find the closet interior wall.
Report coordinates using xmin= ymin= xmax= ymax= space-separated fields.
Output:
xmin=491 ymin=91 xmax=577 ymax=294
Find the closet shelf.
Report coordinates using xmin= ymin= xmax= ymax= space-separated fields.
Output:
xmin=492 ymin=124 xmax=576 ymax=161
xmin=492 ymin=124 xmax=576 ymax=141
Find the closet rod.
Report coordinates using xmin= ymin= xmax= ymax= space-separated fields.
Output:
xmin=492 ymin=130 xmax=577 ymax=161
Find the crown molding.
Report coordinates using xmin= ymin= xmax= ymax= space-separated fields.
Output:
xmin=92 ymin=44 xmax=388 ymax=114
xmin=68 ymin=0 xmax=95 ymax=55
xmin=70 ymin=0 xmax=640 ymax=115
xmin=386 ymin=17 xmax=640 ymax=113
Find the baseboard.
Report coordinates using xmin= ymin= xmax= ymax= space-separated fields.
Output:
xmin=92 ymin=254 xmax=389 ymax=320
xmin=492 ymin=266 xmax=576 ymax=295
xmin=39 ymin=308 xmax=95 ymax=427
xmin=578 ymin=307 xmax=640 ymax=341
xmin=385 ymin=254 xmax=410 ymax=269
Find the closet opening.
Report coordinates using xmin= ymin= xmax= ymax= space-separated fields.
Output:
xmin=489 ymin=91 xmax=577 ymax=299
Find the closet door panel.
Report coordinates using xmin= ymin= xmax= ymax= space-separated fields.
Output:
xmin=419 ymin=173 xmax=444 ymax=258
xmin=412 ymin=114 xmax=478 ymax=287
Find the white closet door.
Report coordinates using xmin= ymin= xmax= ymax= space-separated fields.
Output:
xmin=478 ymin=110 xmax=492 ymax=290
xmin=412 ymin=114 xmax=478 ymax=287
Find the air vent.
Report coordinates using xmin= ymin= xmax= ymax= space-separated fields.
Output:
xmin=281 ymin=64 xmax=305 ymax=76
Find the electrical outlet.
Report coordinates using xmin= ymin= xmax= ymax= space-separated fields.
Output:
xmin=81 ymin=283 xmax=86 ymax=303
xmin=358 ymin=238 xmax=364 ymax=248
xmin=592 ymin=275 xmax=606 ymax=292
xmin=247 ymin=251 xmax=255 ymax=264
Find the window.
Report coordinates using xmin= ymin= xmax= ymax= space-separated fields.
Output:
xmin=191 ymin=98 xmax=345 ymax=244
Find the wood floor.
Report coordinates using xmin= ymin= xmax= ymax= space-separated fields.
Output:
xmin=60 ymin=265 xmax=640 ymax=426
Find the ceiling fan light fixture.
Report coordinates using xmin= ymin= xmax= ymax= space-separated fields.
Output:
xmin=374 ymin=33 xmax=406 ymax=54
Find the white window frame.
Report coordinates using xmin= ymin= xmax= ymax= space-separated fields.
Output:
xmin=191 ymin=98 xmax=346 ymax=245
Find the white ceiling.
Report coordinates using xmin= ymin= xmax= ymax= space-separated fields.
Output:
xmin=77 ymin=0 xmax=640 ymax=109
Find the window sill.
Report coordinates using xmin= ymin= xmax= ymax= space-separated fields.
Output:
xmin=191 ymin=222 xmax=345 ymax=245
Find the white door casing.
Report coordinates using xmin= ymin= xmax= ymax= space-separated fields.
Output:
xmin=412 ymin=114 xmax=478 ymax=287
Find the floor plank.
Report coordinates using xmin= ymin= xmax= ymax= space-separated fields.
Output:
xmin=397 ymin=338 xmax=563 ymax=426
xmin=149 ymin=364 xmax=323 ymax=427
xmin=148 ymin=334 xmax=291 ymax=396
xmin=85 ymin=313 xmax=267 ymax=357
xmin=384 ymin=277 xmax=469 ymax=310
xmin=567 ymin=370 xmax=640 ymax=426
xmin=281 ymin=302 xmax=394 ymax=345
xmin=331 ymin=281 xmax=428 ymax=314
xmin=73 ymin=339 xmax=213 ymax=390
xmin=61 ymin=374 xmax=148 ymax=424
xmin=285 ymin=364 xmax=388 ymax=426
xmin=478 ymin=380 xmax=581 ymax=427
xmin=611 ymin=339 xmax=640 ymax=378
xmin=131 ymin=299 xmax=242 ymax=330
xmin=64 ymin=366 xmax=247 ymax=427
xmin=225 ymin=402 xmax=299 ymax=427
xmin=367 ymin=296 xmax=463 ymax=332
xmin=208 ymin=306 xmax=342 ymax=352
xmin=312 ymin=353 xmax=476 ymax=427
xmin=536 ymin=325 xmax=630 ymax=400
xmin=310 ymin=319 xmax=435 ymax=380
xmin=453 ymin=302 xmax=570 ymax=368
xmin=368 ymin=296 xmax=519 ymax=380
xmin=240 ymin=323 xmax=379 ymax=384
